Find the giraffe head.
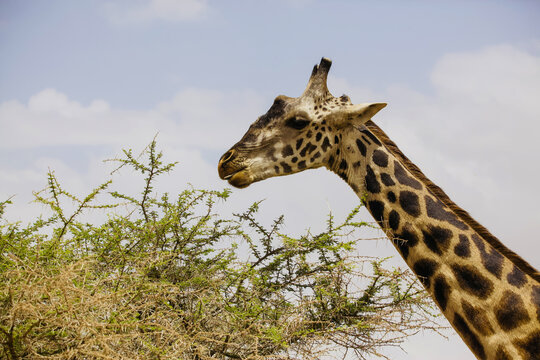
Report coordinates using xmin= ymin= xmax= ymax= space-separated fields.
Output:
xmin=218 ymin=58 xmax=386 ymax=188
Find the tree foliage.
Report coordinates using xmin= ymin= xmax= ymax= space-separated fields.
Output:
xmin=0 ymin=140 xmax=441 ymax=359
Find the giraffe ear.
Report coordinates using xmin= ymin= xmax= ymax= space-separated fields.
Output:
xmin=328 ymin=102 xmax=387 ymax=128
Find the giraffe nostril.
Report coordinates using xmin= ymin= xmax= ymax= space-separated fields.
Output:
xmin=221 ymin=149 xmax=236 ymax=164
xmin=218 ymin=149 xmax=240 ymax=180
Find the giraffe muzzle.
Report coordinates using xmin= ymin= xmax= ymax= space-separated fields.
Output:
xmin=218 ymin=149 xmax=252 ymax=188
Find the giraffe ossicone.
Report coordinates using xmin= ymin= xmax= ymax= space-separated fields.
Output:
xmin=218 ymin=58 xmax=540 ymax=360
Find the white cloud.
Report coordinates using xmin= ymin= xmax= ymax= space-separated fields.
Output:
xmin=104 ymin=0 xmax=209 ymax=24
xmin=1 ymin=88 xmax=171 ymax=149
xmin=0 ymin=87 xmax=263 ymax=151
xmin=432 ymin=44 xmax=540 ymax=114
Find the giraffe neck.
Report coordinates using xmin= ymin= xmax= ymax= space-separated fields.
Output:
xmin=327 ymin=122 xmax=540 ymax=360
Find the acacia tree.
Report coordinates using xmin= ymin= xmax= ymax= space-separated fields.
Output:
xmin=0 ymin=141 xmax=441 ymax=360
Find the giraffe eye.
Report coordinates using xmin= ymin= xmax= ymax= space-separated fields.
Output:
xmin=285 ymin=117 xmax=310 ymax=130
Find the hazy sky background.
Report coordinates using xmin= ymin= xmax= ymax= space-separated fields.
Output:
xmin=1 ymin=1 xmax=539 ymax=359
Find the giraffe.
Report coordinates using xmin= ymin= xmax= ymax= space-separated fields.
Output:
xmin=217 ymin=58 xmax=540 ymax=360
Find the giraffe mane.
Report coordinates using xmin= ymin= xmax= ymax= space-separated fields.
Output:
xmin=365 ymin=120 xmax=540 ymax=282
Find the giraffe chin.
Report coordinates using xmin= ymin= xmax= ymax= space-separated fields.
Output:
xmin=228 ymin=170 xmax=253 ymax=188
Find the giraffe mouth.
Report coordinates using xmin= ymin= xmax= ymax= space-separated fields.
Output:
xmin=225 ymin=168 xmax=252 ymax=188
xmin=218 ymin=163 xmax=252 ymax=188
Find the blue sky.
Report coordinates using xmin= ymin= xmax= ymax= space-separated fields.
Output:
xmin=1 ymin=1 xmax=539 ymax=359
xmin=2 ymin=1 xmax=539 ymax=107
